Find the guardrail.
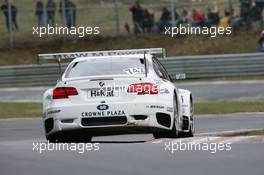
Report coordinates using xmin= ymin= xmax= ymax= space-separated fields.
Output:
xmin=163 ymin=53 xmax=264 ymax=79
xmin=0 ymin=53 xmax=264 ymax=87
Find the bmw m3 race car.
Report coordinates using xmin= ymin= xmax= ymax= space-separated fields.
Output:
xmin=39 ymin=48 xmax=194 ymax=142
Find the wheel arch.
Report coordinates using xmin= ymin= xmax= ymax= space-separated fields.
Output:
xmin=43 ymin=88 xmax=53 ymax=112
xmin=178 ymin=88 xmax=193 ymax=117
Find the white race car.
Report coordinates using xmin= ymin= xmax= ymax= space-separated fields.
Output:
xmin=40 ymin=48 xmax=194 ymax=142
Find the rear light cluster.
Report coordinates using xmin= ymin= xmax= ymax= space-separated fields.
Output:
xmin=127 ymin=83 xmax=158 ymax=95
xmin=53 ymin=87 xmax=78 ymax=99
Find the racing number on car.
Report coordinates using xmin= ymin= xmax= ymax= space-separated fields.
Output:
xmin=123 ymin=67 xmax=145 ymax=75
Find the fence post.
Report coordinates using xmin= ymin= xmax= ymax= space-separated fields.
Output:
xmin=214 ymin=0 xmax=218 ymax=12
xmin=43 ymin=4 xmax=46 ymax=26
xmin=7 ymin=0 xmax=13 ymax=48
xmin=114 ymin=0 xmax=120 ymax=36
xmin=71 ymin=8 xmax=74 ymax=27
xmin=227 ymin=0 xmax=233 ymax=13
xmin=61 ymin=0 xmax=67 ymax=27
xmin=170 ymin=0 xmax=176 ymax=27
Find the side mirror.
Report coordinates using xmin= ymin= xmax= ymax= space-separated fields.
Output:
xmin=175 ymin=73 xmax=186 ymax=80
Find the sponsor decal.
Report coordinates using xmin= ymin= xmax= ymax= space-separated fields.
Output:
xmin=146 ymin=105 xmax=165 ymax=109
xmin=97 ymin=104 xmax=109 ymax=111
xmin=167 ymin=107 xmax=173 ymax=112
xmin=44 ymin=48 xmax=163 ymax=60
xmin=181 ymin=96 xmax=184 ymax=103
xmin=47 ymin=110 xmax=61 ymax=115
xmin=81 ymin=110 xmax=125 ymax=117
xmin=90 ymin=89 xmax=115 ymax=98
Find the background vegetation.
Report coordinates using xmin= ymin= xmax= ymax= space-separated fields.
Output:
xmin=0 ymin=0 xmax=259 ymax=66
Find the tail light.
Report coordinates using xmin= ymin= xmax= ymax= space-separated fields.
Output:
xmin=53 ymin=87 xmax=78 ymax=99
xmin=127 ymin=83 xmax=158 ymax=95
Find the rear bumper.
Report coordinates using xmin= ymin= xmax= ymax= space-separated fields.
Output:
xmin=43 ymin=101 xmax=174 ymax=136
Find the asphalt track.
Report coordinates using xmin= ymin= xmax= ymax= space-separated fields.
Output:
xmin=1 ymin=80 xmax=264 ymax=102
xmin=0 ymin=113 xmax=264 ymax=175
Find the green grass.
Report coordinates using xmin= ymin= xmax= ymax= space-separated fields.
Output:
xmin=0 ymin=102 xmax=42 ymax=119
xmin=195 ymin=101 xmax=264 ymax=115
xmin=243 ymin=129 xmax=264 ymax=136
xmin=0 ymin=101 xmax=264 ymax=119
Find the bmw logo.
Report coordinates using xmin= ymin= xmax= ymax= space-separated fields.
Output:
xmin=97 ymin=104 xmax=109 ymax=111
xmin=99 ymin=82 xmax=105 ymax=87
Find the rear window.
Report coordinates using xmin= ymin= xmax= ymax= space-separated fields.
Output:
xmin=65 ymin=57 xmax=145 ymax=78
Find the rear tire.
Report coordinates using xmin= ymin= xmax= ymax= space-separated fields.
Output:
xmin=153 ymin=93 xmax=179 ymax=139
xmin=180 ymin=97 xmax=194 ymax=137
xmin=179 ymin=122 xmax=194 ymax=137
xmin=153 ymin=132 xmax=167 ymax=139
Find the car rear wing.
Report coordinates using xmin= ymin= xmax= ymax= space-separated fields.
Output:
xmin=37 ymin=48 xmax=166 ymax=77
xmin=37 ymin=48 xmax=166 ymax=64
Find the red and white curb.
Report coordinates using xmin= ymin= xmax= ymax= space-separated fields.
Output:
xmin=147 ymin=135 xmax=264 ymax=144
